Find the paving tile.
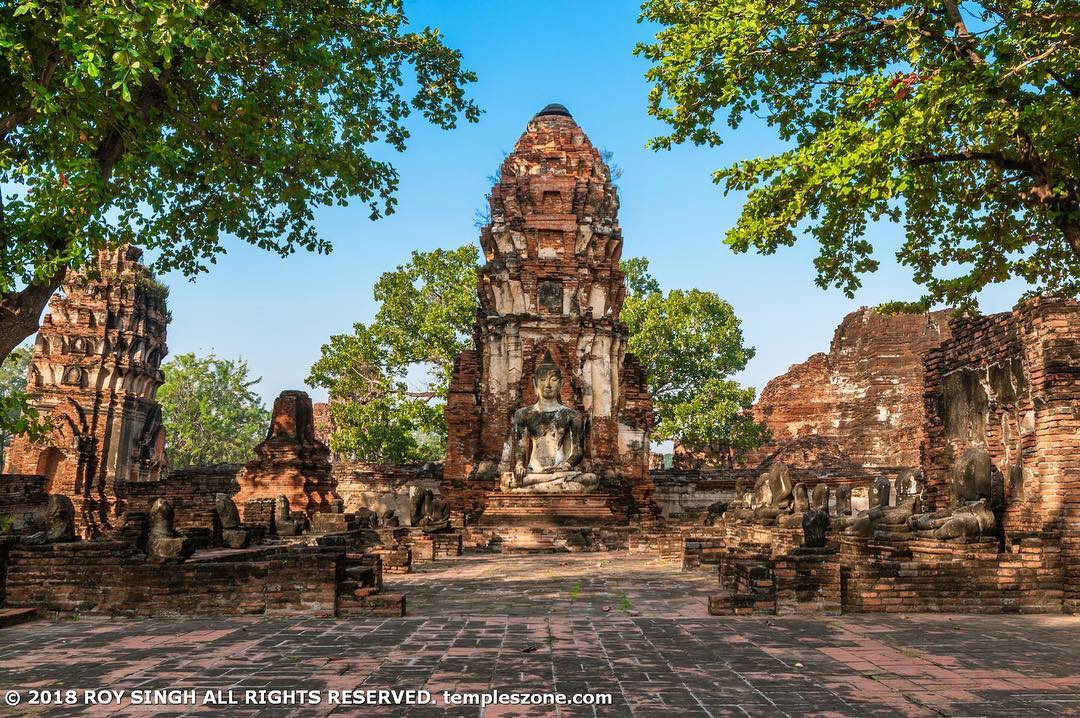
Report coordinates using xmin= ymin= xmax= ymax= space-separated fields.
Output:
xmin=1 ymin=553 xmax=1078 ymax=717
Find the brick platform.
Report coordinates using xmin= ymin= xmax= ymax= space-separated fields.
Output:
xmin=478 ymin=492 xmax=621 ymax=528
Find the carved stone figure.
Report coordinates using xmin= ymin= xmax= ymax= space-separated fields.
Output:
xmin=951 ymin=447 xmax=993 ymax=505
xmin=777 ymin=482 xmax=810 ymax=528
xmin=834 ymin=485 xmax=852 ymax=516
xmin=874 ymin=469 xmax=924 ymax=540
xmin=353 ymin=507 xmax=379 ymax=529
xmin=838 ymin=475 xmax=893 ymax=537
xmin=214 ymin=493 xmax=249 ymax=549
xmin=274 ymin=494 xmax=303 ymax=536
xmin=410 ymin=487 xmax=452 ymax=533
xmin=147 ymin=498 xmax=195 ymax=560
xmin=811 ymin=484 xmax=830 ymax=512
xmin=908 ymin=450 xmax=1000 ymax=542
xmin=802 ymin=507 xmax=829 ymax=548
xmin=703 ymin=499 xmax=729 ymax=526
xmin=24 ymin=495 xmax=76 ymax=545
xmin=869 ymin=475 xmax=891 ymax=509
xmin=215 ymin=493 xmax=241 ymax=529
xmin=911 ymin=500 xmax=997 ymax=541
xmin=751 ymin=462 xmax=794 ymax=525
xmin=731 ymin=477 xmax=755 ymax=522
xmin=503 ymin=351 xmax=598 ymax=493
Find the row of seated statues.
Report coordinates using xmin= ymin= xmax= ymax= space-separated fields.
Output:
xmin=721 ymin=448 xmax=1004 ymax=544
xmin=20 ymin=485 xmax=455 ymax=562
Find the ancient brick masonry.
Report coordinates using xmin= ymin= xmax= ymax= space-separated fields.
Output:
xmin=444 ymin=104 xmax=656 ymax=523
xmin=679 ymin=296 xmax=1080 ymax=616
xmin=742 ymin=308 xmax=952 ymax=469
xmin=6 ymin=246 xmax=168 ymax=536
xmin=235 ymin=391 xmax=334 ymax=513
xmin=921 ymin=296 xmax=1080 ymax=610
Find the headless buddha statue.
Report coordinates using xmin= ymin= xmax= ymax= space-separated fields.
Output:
xmin=504 ymin=351 xmax=599 ymax=494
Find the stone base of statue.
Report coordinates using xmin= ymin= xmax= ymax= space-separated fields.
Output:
xmin=478 ymin=491 xmax=619 ymax=528
xmin=499 ymin=471 xmax=600 ymax=494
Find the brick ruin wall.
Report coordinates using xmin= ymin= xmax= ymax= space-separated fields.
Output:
xmin=921 ymin=296 xmax=1080 ymax=609
xmin=700 ymin=522 xmax=1063 ymax=616
xmin=650 ymin=464 xmax=906 ymax=521
xmin=0 ymin=474 xmax=48 ymax=534
xmin=122 ymin=464 xmax=242 ymax=539
xmin=736 ymin=308 xmax=953 ymax=471
xmin=663 ymin=296 xmax=1079 ymax=616
xmin=4 ymin=542 xmax=341 ymax=617
xmin=332 ymin=461 xmax=443 ymax=525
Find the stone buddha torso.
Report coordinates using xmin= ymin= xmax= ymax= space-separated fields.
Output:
xmin=503 ymin=353 xmax=598 ymax=493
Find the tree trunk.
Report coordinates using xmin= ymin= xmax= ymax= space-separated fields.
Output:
xmin=0 ymin=268 xmax=65 ymax=364
xmin=1059 ymin=217 xmax=1080 ymax=261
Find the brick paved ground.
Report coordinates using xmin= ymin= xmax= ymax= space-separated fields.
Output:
xmin=1 ymin=553 xmax=1079 ymax=718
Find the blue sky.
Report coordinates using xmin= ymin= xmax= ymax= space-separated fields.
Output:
xmin=159 ymin=0 xmax=1031 ymax=407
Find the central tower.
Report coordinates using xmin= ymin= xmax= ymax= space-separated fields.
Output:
xmin=444 ymin=104 xmax=656 ymax=531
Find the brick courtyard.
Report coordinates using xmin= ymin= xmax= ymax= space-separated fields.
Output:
xmin=2 ymin=553 xmax=1079 ymax=717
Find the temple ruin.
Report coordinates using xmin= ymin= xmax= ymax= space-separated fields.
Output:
xmin=0 ymin=107 xmax=1078 ymax=624
xmin=443 ymin=104 xmax=656 ymax=548
xmin=5 ymin=247 xmax=168 ymax=536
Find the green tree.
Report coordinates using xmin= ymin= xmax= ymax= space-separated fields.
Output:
xmin=0 ymin=0 xmax=479 ymax=363
xmin=157 ymin=353 xmax=269 ymax=469
xmin=307 ymin=245 xmax=478 ymax=462
xmin=0 ymin=345 xmax=48 ymax=466
xmin=621 ymin=258 xmax=768 ymax=465
xmin=637 ymin=1 xmax=1080 ymax=313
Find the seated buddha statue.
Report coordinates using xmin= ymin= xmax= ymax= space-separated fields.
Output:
xmin=503 ymin=351 xmax=598 ymax=494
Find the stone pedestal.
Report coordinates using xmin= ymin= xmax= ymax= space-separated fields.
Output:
xmin=774 ymin=547 xmax=841 ymax=615
xmin=478 ymin=492 xmax=619 ymax=528
xmin=433 ymin=532 xmax=463 ymax=558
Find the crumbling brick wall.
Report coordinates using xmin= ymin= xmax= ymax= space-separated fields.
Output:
xmin=0 ymin=474 xmax=48 ymax=534
xmin=922 ymin=296 xmax=1080 ymax=610
xmin=123 ymin=464 xmax=241 ymax=536
xmin=738 ymin=308 xmax=952 ymax=470
xmin=4 ymin=542 xmax=341 ymax=617
xmin=332 ymin=461 xmax=443 ymax=524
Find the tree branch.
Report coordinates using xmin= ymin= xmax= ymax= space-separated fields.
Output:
xmin=0 ymin=51 xmax=64 ymax=139
xmin=1001 ymin=43 xmax=1063 ymax=81
xmin=941 ymin=0 xmax=988 ymax=66
xmin=909 ymin=150 xmax=1035 ymax=173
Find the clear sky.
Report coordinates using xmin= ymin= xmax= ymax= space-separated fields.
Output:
xmin=158 ymin=0 xmax=1032 ymax=407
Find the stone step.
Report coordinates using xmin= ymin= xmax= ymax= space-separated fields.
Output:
xmin=337 ymin=592 xmax=406 ymax=618
xmin=0 ymin=608 xmax=39 ymax=629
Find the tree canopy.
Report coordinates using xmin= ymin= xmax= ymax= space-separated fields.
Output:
xmin=621 ymin=258 xmax=767 ymax=464
xmin=637 ymin=1 xmax=1080 ymax=313
xmin=0 ymin=0 xmax=479 ymax=360
xmin=306 ymin=245 xmax=478 ymax=462
xmin=157 ymin=352 xmax=269 ymax=469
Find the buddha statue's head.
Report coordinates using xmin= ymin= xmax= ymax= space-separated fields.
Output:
xmin=533 ymin=351 xmax=562 ymax=402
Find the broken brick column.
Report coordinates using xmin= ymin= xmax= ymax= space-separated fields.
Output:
xmin=235 ymin=390 xmax=334 ymax=514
